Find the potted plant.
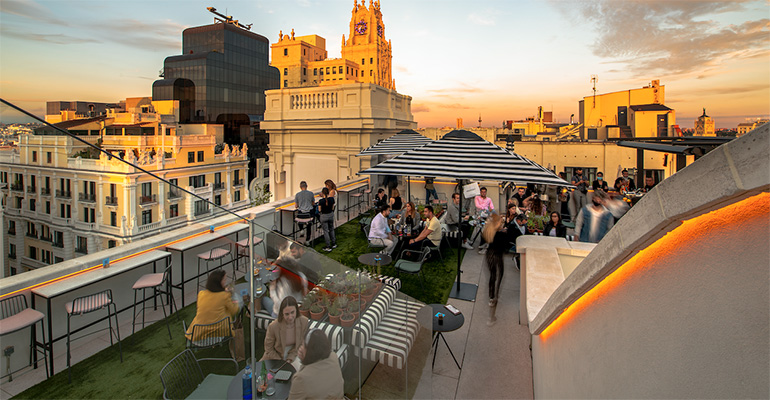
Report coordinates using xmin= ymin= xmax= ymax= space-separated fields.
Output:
xmin=348 ymin=298 xmax=366 ymax=319
xmin=335 ymin=295 xmax=349 ymax=313
xmin=299 ymin=300 xmax=312 ymax=318
xmin=309 ymin=304 xmax=325 ymax=321
xmin=327 ymin=303 xmax=341 ymax=325
xmin=340 ymin=312 xmax=355 ymax=328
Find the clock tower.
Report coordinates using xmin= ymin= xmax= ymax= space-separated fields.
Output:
xmin=341 ymin=0 xmax=394 ymax=90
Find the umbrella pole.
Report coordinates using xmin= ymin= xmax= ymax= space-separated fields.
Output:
xmin=449 ymin=179 xmax=477 ymax=301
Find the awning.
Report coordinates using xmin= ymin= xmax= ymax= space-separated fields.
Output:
xmin=356 ymin=129 xmax=433 ymax=156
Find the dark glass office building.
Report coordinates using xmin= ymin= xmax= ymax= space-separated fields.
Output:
xmin=153 ymin=22 xmax=279 ymax=176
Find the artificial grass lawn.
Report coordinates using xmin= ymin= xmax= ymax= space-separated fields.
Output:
xmin=14 ymin=302 xmax=261 ymax=399
xmin=312 ymin=215 xmax=466 ymax=305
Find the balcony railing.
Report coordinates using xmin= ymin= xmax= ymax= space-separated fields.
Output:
xmin=213 ymin=182 xmax=225 ymax=191
xmin=52 ymin=241 xmax=64 ymax=248
xmin=26 ymin=232 xmax=38 ymax=239
xmin=74 ymin=247 xmax=88 ymax=255
xmin=166 ymin=214 xmax=187 ymax=225
xmin=194 ymin=207 xmax=211 ymax=216
xmin=105 ymin=196 xmax=118 ymax=206
xmin=168 ymin=190 xmax=182 ymax=200
xmin=39 ymin=235 xmax=52 ymax=242
xmin=27 ymin=185 xmax=36 ymax=194
xmin=41 ymin=187 xmax=51 ymax=196
xmin=8 ymin=252 xmax=16 ymax=260
xmin=233 ymin=179 xmax=244 ymax=187
xmin=140 ymin=194 xmax=157 ymax=205
xmin=138 ymin=221 xmax=162 ymax=233
xmin=56 ymin=189 xmax=72 ymax=199
xmin=79 ymin=193 xmax=96 ymax=203
xmin=192 ymin=184 xmax=210 ymax=195
xmin=11 ymin=183 xmax=23 ymax=191
xmin=8 ymin=228 xmax=15 ymax=235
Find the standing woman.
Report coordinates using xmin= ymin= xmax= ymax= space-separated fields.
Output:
xmin=482 ymin=213 xmax=507 ymax=325
xmin=324 ymin=179 xmax=337 ymax=200
xmin=389 ymin=188 xmax=404 ymax=217
xmin=261 ymin=296 xmax=309 ymax=371
xmin=543 ymin=211 xmax=567 ymax=238
xmin=318 ymin=187 xmax=336 ymax=252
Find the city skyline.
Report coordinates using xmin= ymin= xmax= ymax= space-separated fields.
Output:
xmin=1 ymin=0 xmax=768 ymax=128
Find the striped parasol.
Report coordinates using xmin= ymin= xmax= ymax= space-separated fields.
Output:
xmin=358 ymin=129 xmax=572 ymax=187
xmin=357 ymin=129 xmax=434 ymax=156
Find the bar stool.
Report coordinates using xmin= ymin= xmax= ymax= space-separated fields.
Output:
xmin=132 ymin=263 xmax=178 ymax=340
xmin=362 ymin=187 xmax=373 ymax=214
xmin=294 ymin=215 xmax=314 ymax=244
xmin=66 ymin=289 xmax=122 ymax=383
xmin=0 ymin=294 xmax=49 ymax=380
xmin=349 ymin=190 xmax=364 ymax=217
xmin=235 ymin=232 xmax=266 ymax=273
xmin=197 ymin=245 xmax=232 ymax=290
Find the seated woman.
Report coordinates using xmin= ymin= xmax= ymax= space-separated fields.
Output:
xmin=185 ymin=270 xmax=241 ymax=340
xmin=400 ymin=201 xmax=421 ymax=233
xmin=261 ymin=296 xmax=309 ymax=371
xmin=389 ymin=188 xmax=404 ymax=217
xmin=529 ymin=194 xmax=547 ymax=216
xmin=288 ymin=329 xmax=345 ymax=400
xmin=543 ymin=211 xmax=567 ymax=238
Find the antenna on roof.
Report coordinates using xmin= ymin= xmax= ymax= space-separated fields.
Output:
xmin=207 ymin=7 xmax=252 ymax=31
xmin=591 ymin=74 xmax=598 ymax=108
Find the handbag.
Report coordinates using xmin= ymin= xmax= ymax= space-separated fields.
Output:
xmin=463 ymin=182 xmax=481 ymax=198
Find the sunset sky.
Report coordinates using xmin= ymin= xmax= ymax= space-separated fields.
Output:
xmin=1 ymin=0 xmax=768 ymax=128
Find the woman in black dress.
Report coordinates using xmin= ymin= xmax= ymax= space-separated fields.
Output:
xmin=482 ymin=213 xmax=508 ymax=325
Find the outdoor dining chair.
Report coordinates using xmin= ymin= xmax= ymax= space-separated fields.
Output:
xmin=159 ymin=349 xmax=232 ymax=400
xmin=66 ymin=289 xmax=122 ymax=383
xmin=182 ymin=317 xmax=238 ymax=373
xmin=364 ymin=225 xmax=386 ymax=251
xmin=235 ymin=232 xmax=266 ymax=273
xmin=0 ymin=294 xmax=49 ymax=380
xmin=131 ymin=262 xmax=178 ymax=340
xmin=394 ymin=247 xmax=430 ymax=292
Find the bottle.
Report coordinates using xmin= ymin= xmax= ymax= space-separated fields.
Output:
xmin=257 ymin=362 xmax=268 ymax=397
xmin=255 ymin=374 xmax=264 ymax=399
xmin=242 ymin=366 xmax=253 ymax=400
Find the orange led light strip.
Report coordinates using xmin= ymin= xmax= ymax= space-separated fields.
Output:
xmin=538 ymin=192 xmax=769 ymax=340
xmin=1 ymin=220 xmax=245 ymax=300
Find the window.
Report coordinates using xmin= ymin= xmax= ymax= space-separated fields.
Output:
xmin=14 ymin=197 xmax=22 ymax=209
xmin=234 ymin=170 xmax=240 ymax=183
xmin=339 ymin=66 xmax=343 ymax=74
xmin=361 ymin=58 xmax=365 ymax=65
xmin=214 ymin=172 xmax=221 ymax=185
xmin=41 ymin=249 xmax=52 ymax=265
xmin=313 ymin=68 xmax=317 ymax=76
xmin=54 ymin=257 xmax=64 ymax=264
xmin=9 ymin=243 xmax=16 ymax=259
xmin=197 ymin=151 xmax=204 ymax=162
xmin=346 ymin=66 xmax=349 ymax=74
xmin=29 ymin=246 xmax=37 ymax=260
xmin=8 ymin=220 xmax=15 ymax=235
xmin=283 ymin=48 xmax=288 ymax=56
xmin=263 ymin=168 xmax=269 ymax=179
xmin=54 ymin=231 xmax=63 ymax=247
xmin=45 ymin=201 xmax=50 ymax=214
xmin=369 ymin=70 xmax=373 ymax=76
xmin=141 ymin=209 xmax=152 ymax=225
xmin=27 ymin=221 xmax=37 ymax=238
xmin=565 ymin=167 xmax=598 ymax=184
xmin=234 ymin=190 xmax=241 ymax=202
xmin=370 ymin=58 xmax=373 ymax=64
xmin=108 ymin=240 xmax=116 ymax=249
xmin=110 ymin=211 xmax=117 ymax=226
xmin=47 ymin=152 xmax=52 ymax=163
xmin=60 ymin=203 xmax=71 ymax=218
xmin=83 ymin=207 xmax=95 ymax=223
xmin=587 ymin=128 xmax=597 ymax=140
xmin=0 ymin=171 xmax=6 ymax=184
xmin=32 ymin=151 xmax=37 ymax=162
xmin=29 ymin=198 xmax=35 ymax=211
xmin=76 ymin=236 xmax=87 ymax=254
xmin=214 ymin=194 xmax=221 ymax=206
xmin=326 ymin=67 xmax=330 ymax=74
xmin=284 ymin=80 xmax=287 ymax=87
xmin=189 ymin=175 xmax=206 ymax=188
xmin=169 ymin=204 xmax=179 ymax=218
xmin=188 ymin=152 xmax=195 ymax=163
xmin=332 ymin=67 xmax=336 ymax=75
xmin=283 ymin=68 xmax=288 ymax=76
xmin=303 ymin=68 xmax=306 ymax=75
xmin=142 ymin=182 xmax=152 ymax=197
xmin=194 ymin=200 xmax=209 ymax=216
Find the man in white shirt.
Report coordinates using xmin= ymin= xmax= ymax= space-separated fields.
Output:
xmin=369 ymin=205 xmax=396 ymax=256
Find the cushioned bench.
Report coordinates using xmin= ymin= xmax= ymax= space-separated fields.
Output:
xmin=350 ymin=285 xmax=423 ymax=369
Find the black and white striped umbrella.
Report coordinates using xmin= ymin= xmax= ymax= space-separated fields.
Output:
xmin=358 ymin=129 xmax=572 ymax=187
xmin=356 ymin=129 xmax=433 ymax=156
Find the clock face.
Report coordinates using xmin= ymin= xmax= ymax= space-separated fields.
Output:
xmin=355 ymin=20 xmax=367 ymax=35
xmin=377 ymin=24 xmax=383 ymax=37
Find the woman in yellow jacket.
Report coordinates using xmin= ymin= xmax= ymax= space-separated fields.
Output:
xmin=261 ymin=296 xmax=309 ymax=371
xmin=185 ymin=270 xmax=240 ymax=340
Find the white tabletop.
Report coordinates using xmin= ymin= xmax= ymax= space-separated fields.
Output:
xmin=33 ymin=250 xmax=171 ymax=299
xmin=338 ymin=182 xmax=368 ymax=192
xmin=165 ymin=223 xmax=248 ymax=252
